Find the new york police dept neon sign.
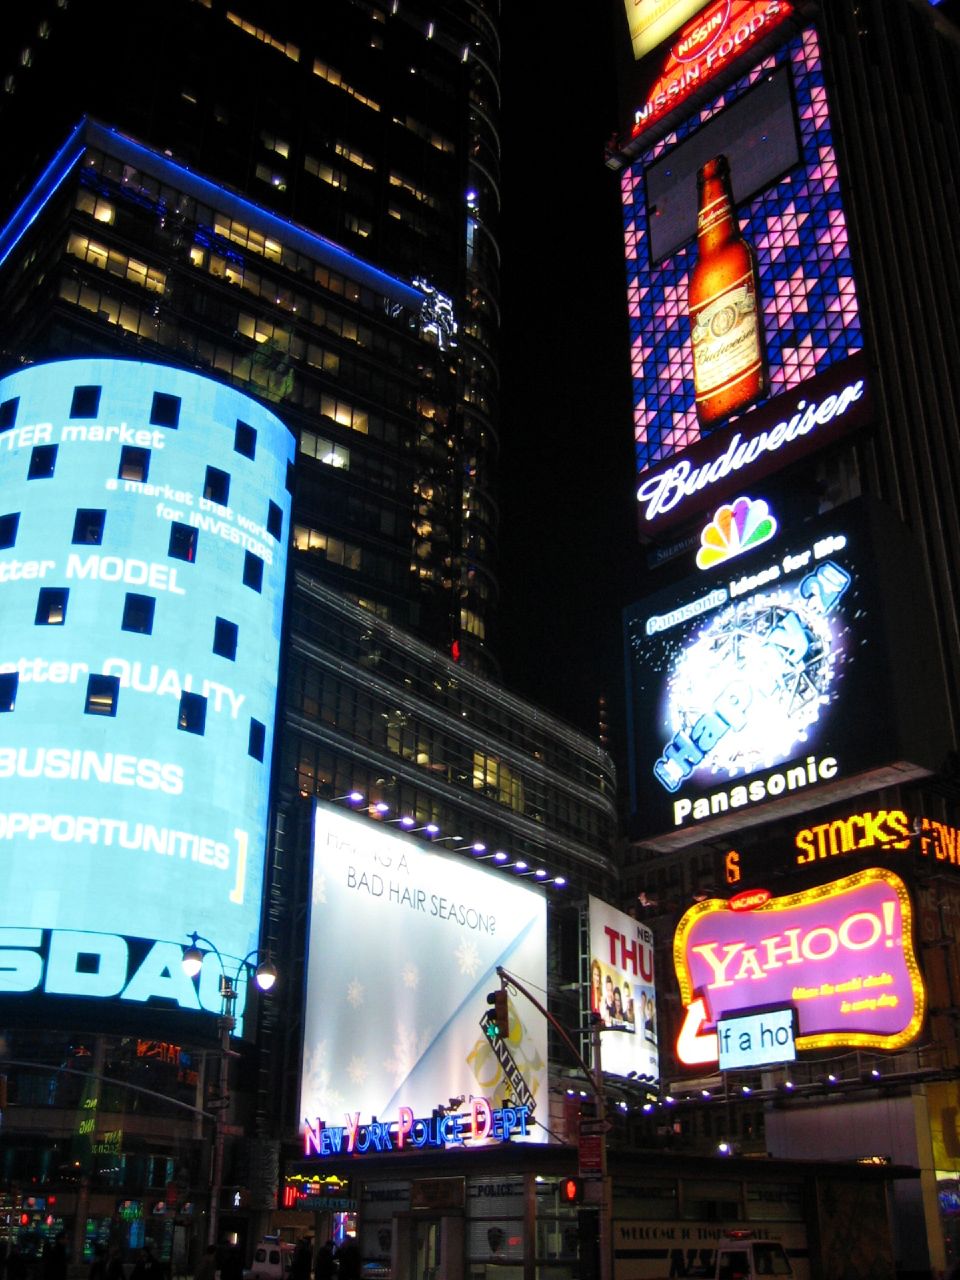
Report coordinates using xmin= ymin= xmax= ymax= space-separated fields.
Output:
xmin=303 ymin=1098 xmax=530 ymax=1158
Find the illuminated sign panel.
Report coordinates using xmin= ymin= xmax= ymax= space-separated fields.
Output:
xmin=717 ymin=1007 xmax=796 ymax=1069
xmin=624 ymin=501 xmax=941 ymax=846
xmin=631 ymin=0 xmax=794 ymax=139
xmin=724 ymin=811 xmax=960 ymax=885
xmin=588 ymin=896 xmax=659 ymax=1082
xmin=0 ymin=359 xmax=293 ymax=1032
xmin=674 ymin=868 xmax=925 ymax=1065
xmin=303 ymin=1098 xmax=531 ymax=1160
xmin=623 ymin=0 xmax=718 ymax=62
xmin=300 ymin=804 xmax=548 ymax=1145
xmin=622 ymin=27 xmax=865 ymax=531
xmin=796 ymin=811 xmax=960 ymax=869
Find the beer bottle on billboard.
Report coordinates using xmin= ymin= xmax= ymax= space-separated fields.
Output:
xmin=689 ymin=154 xmax=767 ymax=427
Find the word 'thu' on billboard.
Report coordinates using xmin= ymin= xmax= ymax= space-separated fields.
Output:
xmin=588 ymin=896 xmax=659 ymax=1084
xmin=0 ymin=357 xmax=294 ymax=1033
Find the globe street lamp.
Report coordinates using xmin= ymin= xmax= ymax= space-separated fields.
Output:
xmin=181 ymin=932 xmax=277 ymax=1247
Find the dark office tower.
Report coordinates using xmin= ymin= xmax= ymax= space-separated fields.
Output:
xmin=611 ymin=2 xmax=960 ymax=1273
xmin=0 ymin=0 xmax=502 ymax=674
xmin=0 ymin=10 xmax=622 ymax=1257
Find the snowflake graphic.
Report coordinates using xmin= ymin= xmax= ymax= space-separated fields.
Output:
xmin=346 ymin=979 xmax=364 ymax=1008
xmin=401 ymin=963 xmax=419 ymax=989
xmin=347 ymin=1056 xmax=368 ymax=1085
xmin=454 ymin=939 xmax=480 ymax=977
xmin=301 ymin=1039 xmax=345 ymax=1120
xmin=383 ymin=1023 xmax=427 ymax=1085
xmin=312 ymin=873 xmax=326 ymax=907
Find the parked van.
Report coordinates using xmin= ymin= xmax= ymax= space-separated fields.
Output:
xmin=714 ymin=1235 xmax=792 ymax=1278
xmin=248 ymin=1238 xmax=295 ymax=1280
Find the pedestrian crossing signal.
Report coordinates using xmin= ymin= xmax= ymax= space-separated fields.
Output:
xmin=560 ymin=1177 xmax=583 ymax=1204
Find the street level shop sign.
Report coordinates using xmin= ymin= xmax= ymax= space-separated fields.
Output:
xmin=303 ymin=1097 xmax=531 ymax=1159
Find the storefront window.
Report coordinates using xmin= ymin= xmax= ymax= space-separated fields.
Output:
xmin=467 ymin=1176 xmax=524 ymax=1280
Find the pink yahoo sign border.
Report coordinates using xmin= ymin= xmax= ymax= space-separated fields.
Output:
xmin=673 ymin=868 xmax=925 ymax=1051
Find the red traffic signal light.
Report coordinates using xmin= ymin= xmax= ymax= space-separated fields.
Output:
xmin=560 ymin=1177 xmax=583 ymax=1204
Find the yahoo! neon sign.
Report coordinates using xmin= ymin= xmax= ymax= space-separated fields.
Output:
xmin=673 ymin=868 xmax=925 ymax=1065
xmin=303 ymin=1098 xmax=530 ymax=1158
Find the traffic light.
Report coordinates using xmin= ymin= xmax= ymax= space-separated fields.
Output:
xmin=485 ymin=988 xmax=509 ymax=1041
xmin=560 ymin=1177 xmax=583 ymax=1204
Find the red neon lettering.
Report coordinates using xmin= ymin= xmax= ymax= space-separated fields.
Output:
xmin=303 ymin=1120 xmax=323 ymax=1157
xmin=396 ymin=1106 xmax=414 ymax=1149
xmin=343 ymin=1112 xmax=360 ymax=1153
xmin=470 ymin=1097 xmax=492 ymax=1141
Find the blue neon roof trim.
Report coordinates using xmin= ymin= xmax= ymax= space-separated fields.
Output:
xmin=0 ymin=119 xmax=88 ymax=270
xmin=0 ymin=117 xmax=425 ymax=311
xmin=84 ymin=120 xmax=423 ymax=308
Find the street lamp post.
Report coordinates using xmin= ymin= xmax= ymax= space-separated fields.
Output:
xmin=181 ymin=933 xmax=277 ymax=1247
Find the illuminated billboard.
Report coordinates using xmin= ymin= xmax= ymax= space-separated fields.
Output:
xmin=629 ymin=0 xmax=795 ymax=139
xmin=624 ymin=499 xmax=946 ymax=847
xmin=622 ymin=26 xmax=866 ymax=535
xmin=300 ymin=803 xmax=548 ymax=1145
xmin=588 ymin=897 xmax=659 ymax=1082
xmin=622 ymin=0 xmax=717 ymax=62
xmin=0 ymin=358 xmax=293 ymax=1032
xmin=674 ymin=868 xmax=926 ymax=1066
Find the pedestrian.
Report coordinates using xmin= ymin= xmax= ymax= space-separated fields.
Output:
xmin=217 ymin=1246 xmax=242 ymax=1280
xmin=130 ymin=1249 xmax=162 ymax=1280
xmin=193 ymin=1247 xmax=217 ymax=1280
xmin=41 ymin=1235 xmax=68 ymax=1280
xmin=333 ymin=1242 xmax=358 ymax=1280
xmin=89 ymin=1245 xmax=107 ymax=1280
xmin=6 ymin=1248 xmax=26 ymax=1280
xmin=313 ymin=1242 xmax=336 ymax=1280
xmin=290 ymin=1241 xmax=311 ymax=1280
xmin=104 ymin=1246 xmax=124 ymax=1280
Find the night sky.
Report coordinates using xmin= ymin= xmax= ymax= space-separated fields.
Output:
xmin=498 ymin=4 xmax=644 ymax=770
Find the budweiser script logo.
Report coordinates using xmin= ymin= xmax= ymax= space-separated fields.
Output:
xmin=636 ymin=379 xmax=865 ymax=524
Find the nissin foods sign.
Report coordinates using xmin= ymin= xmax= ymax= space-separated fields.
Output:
xmin=673 ymin=868 xmax=925 ymax=1066
xmin=624 ymin=500 xmax=945 ymax=848
xmin=0 ymin=359 xmax=294 ymax=1032
xmin=630 ymin=0 xmax=794 ymax=140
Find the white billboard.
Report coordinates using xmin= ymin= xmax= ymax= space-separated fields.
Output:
xmin=300 ymin=803 xmax=548 ymax=1143
xmin=588 ymin=896 xmax=659 ymax=1082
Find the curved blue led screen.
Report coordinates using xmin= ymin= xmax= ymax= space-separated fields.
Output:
xmin=0 ymin=358 xmax=294 ymax=1031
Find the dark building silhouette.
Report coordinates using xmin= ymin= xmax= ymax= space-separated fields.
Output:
xmin=0 ymin=2 xmax=621 ymax=1264
xmin=1 ymin=0 xmax=503 ymax=672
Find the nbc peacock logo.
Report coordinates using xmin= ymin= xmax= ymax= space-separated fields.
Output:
xmin=695 ymin=496 xmax=778 ymax=570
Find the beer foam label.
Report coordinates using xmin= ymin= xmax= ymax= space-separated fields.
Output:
xmin=692 ymin=273 xmax=762 ymax=398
